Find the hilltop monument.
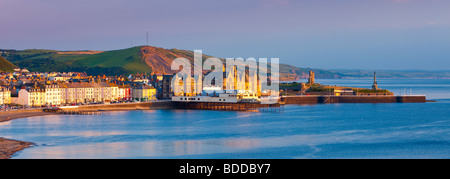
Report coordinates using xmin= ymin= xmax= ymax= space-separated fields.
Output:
xmin=307 ymin=71 xmax=315 ymax=85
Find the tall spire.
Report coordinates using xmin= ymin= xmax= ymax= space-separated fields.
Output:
xmin=374 ymin=72 xmax=377 ymax=84
xmin=146 ymin=30 xmax=149 ymax=46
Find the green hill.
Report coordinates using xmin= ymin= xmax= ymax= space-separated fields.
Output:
xmin=1 ymin=46 xmax=339 ymax=80
xmin=0 ymin=56 xmax=17 ymax=72
xmin=2 ymin=47 xmax=146 ymax=76
xmin=4 ymin=46 xmax=449 ymax=79
xmin=1 ymin=46 xmax=224 ymax=76
xmin=66 ymin=46 xmax=150 ymax=73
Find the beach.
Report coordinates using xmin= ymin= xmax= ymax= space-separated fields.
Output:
xmin=0 ymin=111 xmax=55 ymax=159
xmin=0 ymin=138 xmax=34 ymax=159
xmin=0 ymin=111 xmax=55 ymax=123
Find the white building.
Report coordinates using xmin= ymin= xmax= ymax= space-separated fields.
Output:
xmin=17 ymin=89 xmax=30 ymax=106
xmin=44 ymin=84 xmax=62 ymax=105
xmin=172 ymin=80 xmax=260 ymax=104
xmin=59 ymin=81 xmax=118 ymax=104
xmin=172 ymin=93 xmax=238 ymax=103
xmin=17 ymin=87 xmax=45 ymax=106
xmin=0 ymin=87 xmax=11 ymax=105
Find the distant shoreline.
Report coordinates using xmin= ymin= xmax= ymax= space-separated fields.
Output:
xmin=0 ymin=111 xmax=56 ymax=159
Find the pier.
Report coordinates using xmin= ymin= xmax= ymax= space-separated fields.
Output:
xmin=173 ymin=102 xmax=283 ymax=112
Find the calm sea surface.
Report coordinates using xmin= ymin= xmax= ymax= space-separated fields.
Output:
xmin=1 ymin=79 xmax=450 ymax=159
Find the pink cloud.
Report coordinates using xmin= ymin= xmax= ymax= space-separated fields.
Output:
xmin=426 ymin=21 xmax=437 ymax=25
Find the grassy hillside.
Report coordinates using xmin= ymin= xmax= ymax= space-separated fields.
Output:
xmin=1 ymin=46 xmax=340 ymax=79
xmin=0 ymin=56 xmax=17 ymax=72
xmin=68 ymin=46 xmax=150 ymax=73
xmin=2 ymin=48 xmax=145 ymax=76
xmin=0 ymin=46 xmax=351 ymax=79
xmin=4 ymin=47 xmax=449 ymax=79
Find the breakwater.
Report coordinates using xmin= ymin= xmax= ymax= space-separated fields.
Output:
xmin=282 ymin=95 xmax=427 ymax=105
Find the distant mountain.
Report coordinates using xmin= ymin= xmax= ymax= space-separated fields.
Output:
xmin=2 ymin=46 xmax=449 ymax=80
xmin=0 ymin=55 xmax=17 ymax=72
xmin=279 ymin=64 xmax=342 ymax=81
xmin=327 ymin=69 xmax=450 ymax=79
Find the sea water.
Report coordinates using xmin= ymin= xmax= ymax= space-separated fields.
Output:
xmin=1 ymin=79 xmax=449 ymax=159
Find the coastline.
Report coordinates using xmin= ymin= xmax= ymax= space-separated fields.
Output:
xmin=0 ymin=104 xmax=164 ymax=159
xmin=0 ymin=111 xmax=55 ymax=159
xmin=0 ymin=95 xmax=430 ymax=159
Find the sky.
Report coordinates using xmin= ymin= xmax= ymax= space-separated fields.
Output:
xmin=1 ymin=0 xmax=449 ymax=70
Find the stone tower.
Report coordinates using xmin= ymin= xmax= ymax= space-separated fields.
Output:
xmin=372 ymin=72 xmax=379 ymax=90
xmin=307 ymin=71 xmax=315 ymax=85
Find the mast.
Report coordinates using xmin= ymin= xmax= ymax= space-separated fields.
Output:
xmin=374 ymin=72 xmax=377 ymax=85
xmin=146 ymin=30 xmax=149 ymax=46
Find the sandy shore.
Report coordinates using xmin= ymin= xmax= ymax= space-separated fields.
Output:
xmin=0 ymin=102 xmax=170 ymax=159
xmin=0 ymin=138 xmax=34 ymax=159
xmin=0 ymin=111 xmax=56 ymax=159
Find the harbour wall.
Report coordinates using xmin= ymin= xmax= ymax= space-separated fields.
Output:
xmin=282 ymin=95 xmax=427 ymax=105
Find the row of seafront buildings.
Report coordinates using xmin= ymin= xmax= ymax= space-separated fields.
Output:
xmin=0 ymin=66 xmax=273 ymax=106
xmin=12 ymin=81 xmax=156 ymax=106
xmin=0 ymin=70 xmax=168 ymax=106
xmin=15 ymin=82 xmax=155 ymax=106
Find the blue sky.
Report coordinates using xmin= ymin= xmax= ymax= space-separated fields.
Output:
xmin=0 ymin=0 xmax=449 ymax=70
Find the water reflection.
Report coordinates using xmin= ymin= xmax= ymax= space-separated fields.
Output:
xmin=18 ymin=121 xmax=450 ymax=159
xmin=0 ymin=120 xmax=12 ymax=126
xmin=8 ymin=111 xmax=450 ymax=158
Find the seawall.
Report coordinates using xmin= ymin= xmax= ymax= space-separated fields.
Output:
xmin=59 ymin=95 xmax=427 ymax=112
xmin=282 ymin=95 xmax=427 ymax=105
xmin=64 ymin=101 xmax=282 ymax=112
xmin=73 ymin=101 xmax=174 ymax=111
